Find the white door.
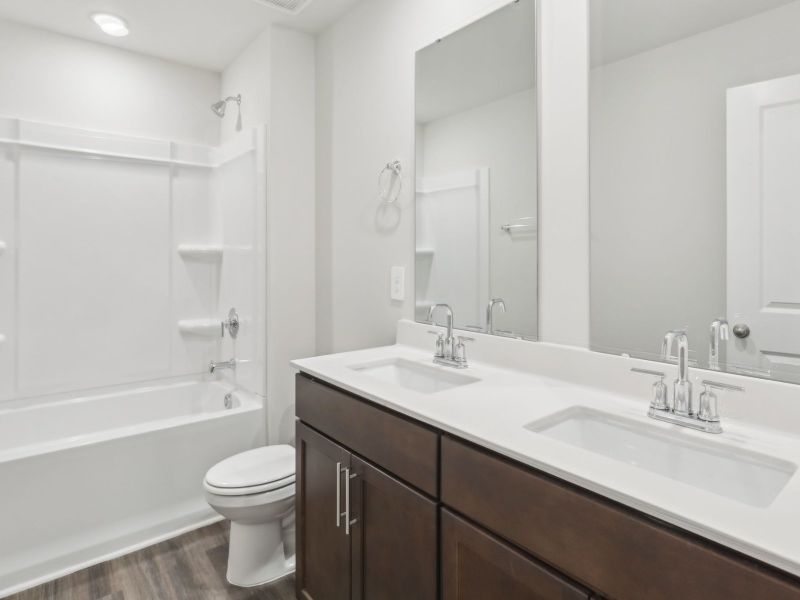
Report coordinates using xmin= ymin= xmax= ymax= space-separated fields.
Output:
xmin=727 ymin=73 xmax=800 ymax=379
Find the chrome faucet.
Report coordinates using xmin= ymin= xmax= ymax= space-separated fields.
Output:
xmin=709 ymin=318 xmax=730 ymax=371
xmin=631 ymin=329 xmax=745 ymax=433
xmin=662 ymin=330 xmax=692 ymax=415
xmin=209 ymin=358 xmax=236 ymax=374
xmin=427 ymin=303 xmax=473 ymax=368
xmin=486 ymin=298 xmax=506 ymax=335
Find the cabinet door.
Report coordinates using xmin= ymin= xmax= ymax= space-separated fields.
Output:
xmin=442 ymin=509 xmax=589 ymax=600
xmin=350 ymin=456 xmax=437 ymax=600
xmin=296 ymin=422 xmax=352 ymax=600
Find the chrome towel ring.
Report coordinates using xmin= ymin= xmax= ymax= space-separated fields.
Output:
xmin=378 ymin=160 xmax=403 ymax=204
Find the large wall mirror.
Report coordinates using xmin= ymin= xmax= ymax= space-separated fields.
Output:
xmin=414 ymin=0 xmax=538 ymax=339
xmin=590 ymin=0 xmax=800 ymax=384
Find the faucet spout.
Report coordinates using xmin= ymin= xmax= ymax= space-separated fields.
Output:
xmin=663 ymin=330 xmax=692 ymax=416
xmin=209 ymin=358 xmax=236 ymax=374
xmin=486 ymin=298 xmax=506 ymax=335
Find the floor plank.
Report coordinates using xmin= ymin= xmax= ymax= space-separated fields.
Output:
xmin=8 ymin=523 xmax=296 ymax=600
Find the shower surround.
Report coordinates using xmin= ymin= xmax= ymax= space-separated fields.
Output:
xmin=0 ymin=117 xmax=268 ymax=595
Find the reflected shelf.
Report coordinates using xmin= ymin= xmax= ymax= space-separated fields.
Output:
xmin=177 ymin=319 xmax=221 ymax=338
xmin=177 ymin=244 xmax=223 ymax=261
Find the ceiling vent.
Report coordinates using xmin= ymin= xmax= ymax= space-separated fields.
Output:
xmin=252 ymin=0 xmax=313 ymax=15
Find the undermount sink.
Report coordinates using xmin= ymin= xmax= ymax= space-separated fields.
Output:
xmin=526 ymin=407 xmax=796 ymax=508
xmin=349 ymin=358 xmax=479 ymax=394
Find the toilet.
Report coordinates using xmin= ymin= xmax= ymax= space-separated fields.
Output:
xmin=204 ymin=445 xmax=296 ymax=587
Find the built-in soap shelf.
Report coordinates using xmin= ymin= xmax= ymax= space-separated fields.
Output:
xmin=177 ymin=244 xmax=223 ymax=261
xmin=177 ymin=319 xmax=221 ymax=338
xmin=0 ymin=334 xmax=6 ymax=345
xmin=415 ymin=247 xmax=434 ymax=258
xmin=0 ymin=241 xmax=7 ymax=256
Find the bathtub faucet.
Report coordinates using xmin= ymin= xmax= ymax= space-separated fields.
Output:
xmin=209 ymin=358 xmax=237 ymax=374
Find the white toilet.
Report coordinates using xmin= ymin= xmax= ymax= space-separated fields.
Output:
xmin=204 ymin=445 xmax=296 ymax=587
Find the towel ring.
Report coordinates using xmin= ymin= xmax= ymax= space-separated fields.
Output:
xmin=378 ymin=160 xmax=403 ymax=204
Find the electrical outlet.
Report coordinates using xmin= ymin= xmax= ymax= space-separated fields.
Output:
xmin=391 ymin=266 xmax=405 ymax=301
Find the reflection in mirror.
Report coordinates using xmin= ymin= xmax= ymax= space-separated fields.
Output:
xmin=414 ymin=0 xmax=537 ymax=339
xmin=590 ymin=0 xmax=800 ymax=384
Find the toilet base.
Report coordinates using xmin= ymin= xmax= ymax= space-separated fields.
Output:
xmin=226 ymin=520 xmax=295 ymax=587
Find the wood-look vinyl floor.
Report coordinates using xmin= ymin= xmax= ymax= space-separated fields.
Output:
xmin=8 ymin=522 xmax=296 ymax=600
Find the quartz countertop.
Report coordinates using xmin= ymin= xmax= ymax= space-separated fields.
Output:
xmin=293 ymin=321 xmax=800 ymax=578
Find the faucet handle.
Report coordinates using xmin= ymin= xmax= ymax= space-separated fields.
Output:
xmin=454 ymin=336 xmax=475 ymax=364
xmin=697 ymin=380 xmax=743 ymax=426
xmin=631 ymin=368 xmax=669 ymax=411
xmin=428 ymin=330 xmax=445 ymax=358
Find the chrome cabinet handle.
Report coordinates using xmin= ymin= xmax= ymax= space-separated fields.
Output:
xmin=335 ymin=461 xmax=341 ymax=528
xmin=344 ymin=468 xmax=358 ymax=535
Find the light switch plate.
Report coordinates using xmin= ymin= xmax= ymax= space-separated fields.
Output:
xmin=391 ymin=266 xmax=405 ymax=301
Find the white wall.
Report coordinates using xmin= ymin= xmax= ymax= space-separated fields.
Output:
xmin=419 ymin=88 xmax=538 ymax=337
xmin=220 ymin=30 xmax=271 ymax=144
xmin=220 ymin=25 xmax=316 ymax=444
xmin=590 ymin=1 xmax=800 ymax=361
xmin=538 ymin=0 xmax=590 ymax=347
xmin=266 ymin=27 xmax=317 ymax=444
xmin=316 ymin=0 xmax=587 ymax=354
xmin=0 ymin=19 xmax=220 ymax=145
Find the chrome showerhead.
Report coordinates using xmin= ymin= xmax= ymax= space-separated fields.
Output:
xmin=211 ymin=99 xmax=228 ymax=117
xmin=210 ymin=94 xmax=242 ymax=128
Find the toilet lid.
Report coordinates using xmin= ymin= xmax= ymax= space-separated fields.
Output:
xmin=205 ymin=445 xmax=295 ymax=490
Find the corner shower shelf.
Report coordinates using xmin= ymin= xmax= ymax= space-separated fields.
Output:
xmin=0 ymin=241 xmax=7 ymax=256
xmin=0 ymin=334 xmax=6 ymax=345
xmin=177 ymin=319 xmax=221 ymax=338
xmin=177 ymin=244 xmax=223 ymax=261
xmin=415 ymin=247 xmax=435 ymax=258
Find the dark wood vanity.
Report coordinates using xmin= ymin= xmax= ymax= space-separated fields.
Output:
xmin=295 ymin=373 xmax=800 ymax=600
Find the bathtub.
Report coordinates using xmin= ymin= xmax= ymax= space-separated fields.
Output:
xmin=0 ymin=380 xmax=265 ymax=597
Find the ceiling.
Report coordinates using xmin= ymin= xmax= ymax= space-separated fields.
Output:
xmin=0 ymin=0 xmax=362 ymax=72
xmin=416 ymin=0 xmax=535 ymax=124
xmin=591 ymin=0 xmax=797 ymax=66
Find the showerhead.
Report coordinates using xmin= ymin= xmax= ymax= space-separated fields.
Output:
xmin=211 ymin=99 xmax=228 ymax=117
xmin=211 ymin=94 xmax=242 ymax=127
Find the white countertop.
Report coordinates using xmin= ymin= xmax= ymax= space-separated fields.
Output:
xmin=293 ymin=321 xmax=800 ymax=577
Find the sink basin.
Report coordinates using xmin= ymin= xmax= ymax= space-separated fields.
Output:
xmin=526 ymin=407 xmax=796 ymax=508
xmin=349 ymin=358 xmax=479 ymax=394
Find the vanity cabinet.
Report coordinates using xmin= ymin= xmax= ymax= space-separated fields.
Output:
xmin=295 ymin=377 xmax=438 ymax=600
xmin=441 ymin=509 xmax=590 ymax=600
xmin=296 ymin=373 xmax=800 ymax=600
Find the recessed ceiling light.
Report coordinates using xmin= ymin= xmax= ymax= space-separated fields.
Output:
xmin=91 ymin=13 xmax=129 ymax=37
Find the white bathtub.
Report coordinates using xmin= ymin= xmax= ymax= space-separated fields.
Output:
xmin=0 ymin=380 xmax=265 ymax=597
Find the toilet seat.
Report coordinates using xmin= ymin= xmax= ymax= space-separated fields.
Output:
xmin=204 ymin=445 xmax=295 ymax=497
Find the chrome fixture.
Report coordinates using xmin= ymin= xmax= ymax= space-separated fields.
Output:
xmin=427 ymin=303 xmax=473 ymax=368
xmin=486 ymin=298 xmax=506 ymax=335
xmin=631 ymin=368 xmax=669 ymax=411
xmin=222 ymin=307 xmax=240 ymax=339
xmin=378 ymin=160 xmax=403 ymax=204
xmin=335 ymin=462 xmax=358 ymax=535
xmin=633 ymin=337 xmax=745 ymax=433
xmin=223 ymin=392 xmax=234 ymax=409
xmin=500 ymin=216 xmax=537 ymax=234
xmin=709 ymin=318 xmax=730 ymax=371
xmin=211 ymin=94 xmax=242 ymax=131
xmin=662 ymin=330 xmax=692 ymax=416
xmin=697 ymin=380 xmax=744 ymax=432
xmin=732 ymin=323 xmax=751 ymax=339
xmin=209 ymin=358 xmax=236 ymax=374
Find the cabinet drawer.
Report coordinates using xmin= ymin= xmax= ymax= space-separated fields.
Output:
xmin=441 ymin=436 xmax=800 ymax=600
xmin=442 ymin=509 xmax=588 ymax=600
xmin=296 ymin=373 xmax=439 ymax=496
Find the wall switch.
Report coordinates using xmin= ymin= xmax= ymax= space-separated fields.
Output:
xmin=390 ymin=266 xmax=405 ymax=301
